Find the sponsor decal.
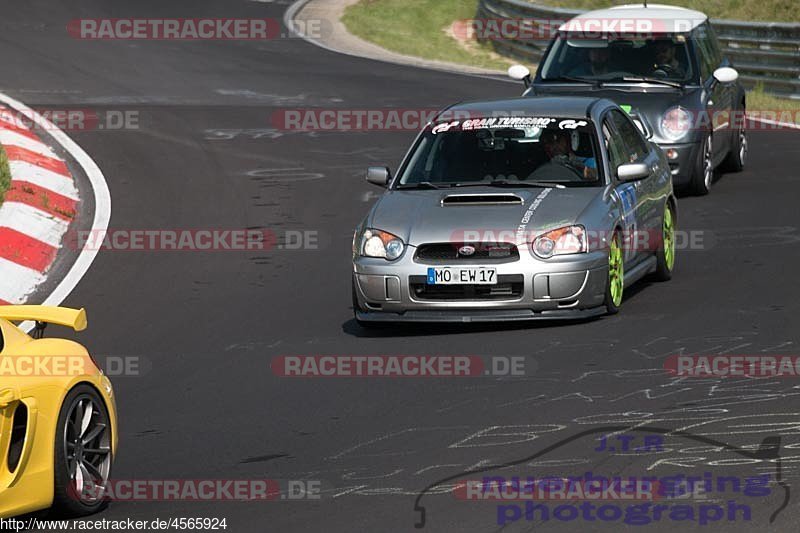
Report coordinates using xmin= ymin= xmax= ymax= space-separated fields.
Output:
xmin=460 ymin=117 xmax=555 ymax=131
xmin=516 ymin=188 xmax=553 ymax=244
xmin=431 ymin=120 xmax=461 ymax=134
xmin=558 ymin=120 xmax=588 ymax=130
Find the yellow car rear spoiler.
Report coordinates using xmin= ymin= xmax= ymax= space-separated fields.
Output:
xmin=0 ymin=305 xmax=88 ymax=331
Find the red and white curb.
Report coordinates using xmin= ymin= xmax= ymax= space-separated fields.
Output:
xmin=0 ymin=92 xmax=110 ymax=329
xmin=0 ymin=108 xmax=78 ymax=305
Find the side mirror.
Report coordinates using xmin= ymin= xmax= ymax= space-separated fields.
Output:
xmin=617 ymin=163 xmax=649 ymax=182
xmin=366 ymin=166 xmax=391 ymax=187
xmin=508 ymin=64 xmax=532 ymax=88
xmin=713 ymin=67 xmax=738 ymax=84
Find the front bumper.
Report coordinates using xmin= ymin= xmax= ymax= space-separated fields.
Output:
xmin=657 ymin=141 xmax=700 ymax=187
xmin=353 ymin=247 xmax=609 ymax=323
xmin=355 ymin=307 xmax=607 ymax=323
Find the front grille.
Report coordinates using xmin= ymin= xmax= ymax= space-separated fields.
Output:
xmin=415 ymin=243 xmax=519 ymax=263
xmin=409 ymin=274 xmax=524 ymax=301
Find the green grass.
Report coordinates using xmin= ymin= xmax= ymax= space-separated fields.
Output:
xmin=746 ymin=85 xmax=800 ymax=124
xmin=342 ymin=0 xmax=514 ymax=70
xmin=342 ymin=0 xmax=800 ymax=123
xmin=0 ymin=145 xmax=10 ymax=207
xmin=538 ymin=0 xmax=799 ymax=22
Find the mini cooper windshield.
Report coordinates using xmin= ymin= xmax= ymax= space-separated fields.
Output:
xmin=397 ymin=116 xmax=602 ymax=189
xmin=541 ymin=35 xmax=694 ymax=84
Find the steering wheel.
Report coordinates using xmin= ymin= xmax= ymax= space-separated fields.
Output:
xmin=527 ymin=160 xmax=584 ymax=181
xmin=652 ymin=63 xmax=678 ymax=78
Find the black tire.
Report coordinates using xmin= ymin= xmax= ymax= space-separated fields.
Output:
xmin=721 ymin=105 xmax=746 ymax=172
xmin=51 ymin=385 xmax=112 ymax=517
xmin=603 ymin=231 xmax=623 ymax=315
xmin=652 ymin=202 xmax=676 ymax=282
xmin=689 ymin=133 xmax=714 ymax=196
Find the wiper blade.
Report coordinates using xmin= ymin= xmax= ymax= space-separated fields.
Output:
xmin=453 ymin=180 xmax=565 ymax=189
xmin=488 ymin=180 xmax=566 ymax=189
xmin=396 ymin=181 xmax=446 ymax=190
xmin=544 ymin=75 xmax=600 ymax=86
xmin=618 ymin=76 xmax=683 ymax=89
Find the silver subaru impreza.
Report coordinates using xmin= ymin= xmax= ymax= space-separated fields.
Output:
xmin=352 ymin=97 xmax=676 ymax=324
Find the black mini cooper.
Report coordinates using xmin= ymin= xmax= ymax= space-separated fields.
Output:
xmin=509 ymin=4 xmax=747 ymax=196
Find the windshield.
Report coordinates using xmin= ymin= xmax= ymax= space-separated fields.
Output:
xmin=396 ymin=116 xmax=602 ymax=188
xmin=541 ymin=34 xmax=694 ymax=83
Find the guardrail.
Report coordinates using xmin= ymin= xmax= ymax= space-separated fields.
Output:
xmin=477 ymin=0 xmax=800 ymax=98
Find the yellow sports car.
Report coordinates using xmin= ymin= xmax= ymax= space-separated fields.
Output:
xmin=0 ymin=306 xmax=117 ymax=518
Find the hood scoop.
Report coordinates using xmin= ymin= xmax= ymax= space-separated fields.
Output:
xmin=441 ymin=193 xmax=523 ymax=207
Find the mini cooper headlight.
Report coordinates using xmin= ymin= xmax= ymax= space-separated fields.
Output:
xmin=532 ymin=226 xmax=587 ymax=259
xmin=358 ymin=228 xmax=405 ymax=260
xmin=661 ymin=106 xmax=692 ymax=141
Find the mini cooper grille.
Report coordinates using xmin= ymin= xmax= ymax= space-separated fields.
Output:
xmin=409 ymin=274 xmax=524 ymax=301
xmin=415 ymin=243 xmax=519 ymax=262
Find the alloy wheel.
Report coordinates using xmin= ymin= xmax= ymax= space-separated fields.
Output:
xmin=64 ymin=395 xmax=112 ymax=503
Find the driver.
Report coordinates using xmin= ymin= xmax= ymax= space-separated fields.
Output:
xmin=571 ymin=47 xmax=610 ymax=77
xmin=540 ymin=130 xmax=597 ymax=180
xmin=587 ymin=47 xmax=610 ymax=76
xmin=652 ymin=40 xmax=685 ymax=77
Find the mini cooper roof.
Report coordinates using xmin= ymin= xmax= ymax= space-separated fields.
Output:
xmin=559 ymin=4 xmax=708 ymax=34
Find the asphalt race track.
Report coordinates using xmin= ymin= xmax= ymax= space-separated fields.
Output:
xmin=4 ymin=0 xmax=800 ymax=531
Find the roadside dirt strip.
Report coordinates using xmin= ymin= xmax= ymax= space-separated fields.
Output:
xmin=0 ymin=107 xmax=79 ymax=305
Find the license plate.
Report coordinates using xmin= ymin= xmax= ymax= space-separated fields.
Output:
xmin=426 ymin=267 xmax=497 ymax=285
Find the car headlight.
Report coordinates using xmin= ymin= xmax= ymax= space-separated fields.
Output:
xmin=532 ymin=225 xmax=587 ymax=259
xmin=661 ymin=106 xmax=692 ymax=141
xmin=357 ymin=228 xmax=405 ymax=260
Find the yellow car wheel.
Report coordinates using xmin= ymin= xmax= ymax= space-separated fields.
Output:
xmin=52 ymin=385 xmax=113 ymax=516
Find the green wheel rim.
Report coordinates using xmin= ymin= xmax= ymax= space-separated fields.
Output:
xmin=663 ymin=206 xmax=675 ymax=271
xmin=609 ymin=235 xmax=623 ymax=307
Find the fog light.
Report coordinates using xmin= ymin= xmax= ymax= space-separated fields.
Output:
xmin=666 ymin=149 xmax=679 ymax=160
